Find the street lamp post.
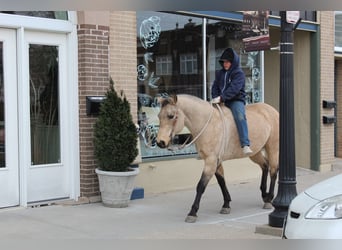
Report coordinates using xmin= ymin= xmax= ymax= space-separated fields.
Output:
xmin=268 ymin=11 xmax=298 ymax=228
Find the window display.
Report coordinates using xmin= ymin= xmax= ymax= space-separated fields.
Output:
xmin=137 ymin=11 xmax=264 ymax=159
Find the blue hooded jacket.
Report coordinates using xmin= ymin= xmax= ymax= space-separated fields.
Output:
xmin=211 ymin=48 xmax=246 ymax=104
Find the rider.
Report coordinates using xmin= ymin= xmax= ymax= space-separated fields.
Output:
xmin=211 ymin=47 xmax=253 ymax=156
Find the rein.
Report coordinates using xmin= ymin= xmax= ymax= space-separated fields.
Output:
xmin=215 ymin=103 xmax=228 ymax=165
xmin=167 ymin=105 xmax=214 ymax=151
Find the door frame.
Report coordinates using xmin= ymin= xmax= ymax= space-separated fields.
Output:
xmin=0 ymin=28 xmax=20 ymax=207
xmin=0 ymin=12 xmax=80 ymax=207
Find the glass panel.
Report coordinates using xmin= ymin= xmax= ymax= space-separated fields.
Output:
xmin=0 ymin=11 xmax=68 ymax=20
xmin=137 ymin=11 xmax=202 ymax=159
xmin=29 ymin=45 xmax=61 ymax=165
xmin=336 ymin=12 xmax=342 ymax=48
xmin=136 ymin=12 xmax=264 ymax=160
xmin=270 ymin=11 xmax=316 ymax=22
xmin=206 ymin=18 xmax=263 ymax=104
xmin=0 ymin=42 xmax=5 ymax=168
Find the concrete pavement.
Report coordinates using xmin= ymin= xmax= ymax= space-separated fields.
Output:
xmin=1 ymin=164 xmax=342 ymax=239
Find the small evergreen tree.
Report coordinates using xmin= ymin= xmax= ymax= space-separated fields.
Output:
xmin=94 ymin=78 xmax=138 ymax=172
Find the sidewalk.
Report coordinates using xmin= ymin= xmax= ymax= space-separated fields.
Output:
xmin=1 ymin=164 xmax=342 ymax=239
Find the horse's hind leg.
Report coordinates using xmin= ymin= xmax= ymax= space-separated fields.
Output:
xmin=250 ymin=152 xmax=274 ymax=209
xmin=260 ymin=161 xmax=274 ymax=209
xmin=215 ymin=163 xmax=231 ymax=214
xmin=265 ymin=148 xmax=279 ymax=207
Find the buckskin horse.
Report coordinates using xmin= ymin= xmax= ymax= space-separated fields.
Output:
xmin=156 ymin=94 xmax=279 ymax=223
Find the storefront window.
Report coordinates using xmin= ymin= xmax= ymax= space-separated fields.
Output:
xmin=137 ymin=11 xmax=263 ymax=160
xmin=137 ymin=12 xmax=202 ymax=159
xmin=335 ymin=12 xmax=342 ymax=50
xmin=0 ymin=11 xmax=68 ymax=20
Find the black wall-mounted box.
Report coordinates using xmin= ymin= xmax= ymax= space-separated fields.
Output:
xmin=322 ymin=116 xmax=336 ymax=124
xmin=86 ymin=96 xmax=106 ymax=116
xmin=322 ymin=100 xmax=336 ymax=109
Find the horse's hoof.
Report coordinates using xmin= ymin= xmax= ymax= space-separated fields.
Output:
xmin=220 ymin=207 xmax=231 ymax=214
xmin=263 ymin=202 xmax=273 ymax=209
xmin=185 ymin=215 xmax=197 ymax=223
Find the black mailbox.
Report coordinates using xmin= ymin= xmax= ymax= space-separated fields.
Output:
xmin=322 ymin=100 xmax=336 ymax=109
xmin=322 ymin=116 xmax=336 ymax=124
xmin=86 ymin=96 xmax=106 ymax=116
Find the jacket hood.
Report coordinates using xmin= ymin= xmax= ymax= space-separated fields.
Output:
xmin=219 ymin=48 xmax=240 ymax=70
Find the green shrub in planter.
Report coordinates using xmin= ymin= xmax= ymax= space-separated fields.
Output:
xmin=94 ymin=78 xmax=138 ymax=172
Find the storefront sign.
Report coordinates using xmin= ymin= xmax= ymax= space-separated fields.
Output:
xmin=286 ymin=11 xmax=300 ymax=24
xmin=242 ymin=11 xmax=270 ymax=52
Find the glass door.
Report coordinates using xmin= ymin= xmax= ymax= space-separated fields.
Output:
xmin=0 ymin=29 xmax=19 ymax=208
xmin=0 ymin=13 xmax=79 ymax=207
xmin=25 ymin=31 xmax=70 ymax=203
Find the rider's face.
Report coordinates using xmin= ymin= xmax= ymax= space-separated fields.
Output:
xmin=223 ymin=60 xmax=232 ymax=70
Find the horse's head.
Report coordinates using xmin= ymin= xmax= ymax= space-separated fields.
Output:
xmin=156 ymin=95 xmax=185 ymax=148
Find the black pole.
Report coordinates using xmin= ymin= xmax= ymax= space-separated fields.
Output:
xmin=268 ymin=11 xmax=298 ymax=228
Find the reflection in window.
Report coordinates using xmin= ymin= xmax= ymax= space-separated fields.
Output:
xmin=137 ymin=11 xmax=264 ymax=160
xmin=206 ymin=19 xmax=263 ymax=104
xmin=156 ymin=56 xmax=172 ymax=75
xmin=335 ymin=12 xmax=342 ymax=49
xmin=269 ymin=11 xmax=316 ymax=22
xmin=137 ymin=12 xmax=203 ymax=159
xmin=29 ymin=45 xmax=61 ymax=165
xmin=180 ymin=54 xmax=198 ymax=75
xmin=0 ymin=42 xmax=4 ymax=168
xmin=0 ymin=11 xmax=68 ymax=20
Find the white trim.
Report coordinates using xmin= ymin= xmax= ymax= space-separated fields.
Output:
xmin=260 ymin=51 xmax=265 ymax=102
xmin=0 ymin=28 xmax=20 ymax=207
xmin=67 ymin=11 xmax=78 ymax=25
xmin=335 ymin=47 xmax=342 ymax=53
xmin=67 ymin=24 xmax=80 ymax=200
xmin=202 ymin=17 xmax=207 ymax=101
xmin=0 ymin=13 xmax=73 ymax=33
xmin=17 ymin=27 xmax=29 ymax=207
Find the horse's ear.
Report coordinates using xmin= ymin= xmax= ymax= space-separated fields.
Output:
xmin=156 ymin=96 xmax=163 ymax=105
xmin=170 ymin=94 xmax=178 ymax=104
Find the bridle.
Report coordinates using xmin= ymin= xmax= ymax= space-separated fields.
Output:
xmin=167 ymin=105 xmax=214 ymax=151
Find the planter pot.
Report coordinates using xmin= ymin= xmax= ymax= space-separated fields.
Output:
xmin=95 ymin=167 xmax=139 ymax=208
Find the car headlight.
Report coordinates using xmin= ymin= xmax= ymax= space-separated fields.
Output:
xmin=305 ymin=194 xmax=342 ymax=219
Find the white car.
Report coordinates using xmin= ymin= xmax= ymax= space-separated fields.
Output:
xmin=283 ymin=173 xmax=342 ymax=239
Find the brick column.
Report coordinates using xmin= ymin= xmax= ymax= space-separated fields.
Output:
xmin=109 ymin=11 xmax=138 ymax=123
xmin=320 ymin=11 xmax=336 ymax=169
xmin=78 ymin=23 xmax=110 ymax=197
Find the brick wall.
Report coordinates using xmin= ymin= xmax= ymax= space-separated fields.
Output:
xmin=320 ymin=11 xmax=336 ymax=166
xmin=109 ymin=11 xmax=138 ymax=123
xmin=78 ymin=24 xmax=110 ymax=197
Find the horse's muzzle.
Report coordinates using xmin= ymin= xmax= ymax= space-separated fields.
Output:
xmin=157 ymin=140 xmax=167 ymax=148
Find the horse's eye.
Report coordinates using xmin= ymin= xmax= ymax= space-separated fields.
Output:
xmin=167 ymin=114 xmax=175 ymax=119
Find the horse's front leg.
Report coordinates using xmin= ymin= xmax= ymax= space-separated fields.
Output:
xmin=215 ymin=163 xmax=231 ymax=214
xmin=185 ymin=158 xmax=216 ymax=223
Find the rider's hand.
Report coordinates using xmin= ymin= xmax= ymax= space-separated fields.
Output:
xmin=211 ymin=96 xmax=221 ymax=104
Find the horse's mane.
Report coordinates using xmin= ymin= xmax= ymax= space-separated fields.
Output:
xmin=160 ymin=94 xmax=208 ymax=108
xmin=177 ymin=94 xmax=208 ymax=105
